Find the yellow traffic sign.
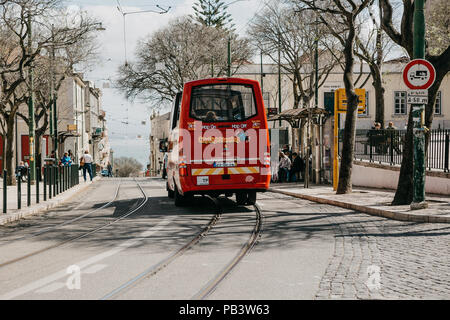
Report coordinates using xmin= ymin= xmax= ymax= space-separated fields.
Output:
xmin=335 ymin=88 xmax=366 ymax=114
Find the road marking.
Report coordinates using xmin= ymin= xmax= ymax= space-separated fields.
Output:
xmin=83 ymin=264 xmax=108 ymax=274
xmin=35 ymin=282 xmax=65 ymax=294
xmin=0 ymin=217 xmax=175 ymax=300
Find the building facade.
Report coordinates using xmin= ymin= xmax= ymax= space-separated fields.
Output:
xmin=149 ymin=112 xmax=171 ymax=177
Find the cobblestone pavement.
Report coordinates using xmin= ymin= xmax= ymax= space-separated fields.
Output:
xmin=312 ymin=204 xmax=450 ymax=299
xmin=268 ymin=193 xmax=450 ymax=300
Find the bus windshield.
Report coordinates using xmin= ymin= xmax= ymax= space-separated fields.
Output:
xmin=189 ymin=84 xmax=257 ymax=122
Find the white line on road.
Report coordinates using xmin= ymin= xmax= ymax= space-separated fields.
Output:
xmin=0 ymin=217 xmax=175 ymax=300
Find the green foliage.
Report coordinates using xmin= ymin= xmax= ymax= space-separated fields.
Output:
xmin=192 ymin=0 xmax=234 ymax=30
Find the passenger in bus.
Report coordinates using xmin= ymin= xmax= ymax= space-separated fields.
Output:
xmin=205 ymin=111 xmax=218 ymax=122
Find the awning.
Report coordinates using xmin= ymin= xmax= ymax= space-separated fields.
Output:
xmin=268 ymin=107 xmax=329 ymax=122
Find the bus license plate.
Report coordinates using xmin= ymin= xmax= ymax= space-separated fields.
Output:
xmin=197 ymin=176 xmax=209 ymax=186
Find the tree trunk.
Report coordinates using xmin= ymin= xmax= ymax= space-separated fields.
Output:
xmin=336 ymin=24 xmax=358 ymax=195
xmin=5 ymin=117 xmax=16 ymax=186
xmin=371 ymin=68 xmax=385 ymax=128
xmin=391 ymin=107 xmax=414 ymax=205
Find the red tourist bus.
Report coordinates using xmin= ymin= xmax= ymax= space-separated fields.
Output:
xmin=166 ymin=78 xmax=271 ymax=206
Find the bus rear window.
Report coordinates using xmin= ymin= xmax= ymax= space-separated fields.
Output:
xmin=189 ymin=84 xmax=257 ymax=122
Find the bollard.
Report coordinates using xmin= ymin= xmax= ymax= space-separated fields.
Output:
xmin=3 ymin=170 xmax=7 ymax=213
xmin=445 ymin=134 xmax=449 ymax=173
xmin=49 ymin=165 xmax=52 ymax=200
xmin=27 ymin=167 xmax=31 ymax=207
xmin=17 ymin=174 xmax=21 ymax=210
xmin=63 ymin=166 xmax=66 ymax=192
xmin=53 ymin=166 xmax=56 ymax=197
xmin=43 ymin=166 xmax=47 ymax=201
xmin=36 ymin=166 xmax=39 ymax=204
xmin=59 ymin=166 xmax=62 ymax=194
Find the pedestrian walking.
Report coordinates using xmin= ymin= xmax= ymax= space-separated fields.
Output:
xmin=81 ymin=150 xmax=93 ymax=182
xmin=107 ymin=162 xmax=113 ymax=177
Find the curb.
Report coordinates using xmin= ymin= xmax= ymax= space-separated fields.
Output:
xmin=0 ymin=177 xmax=101 ymax=226
xmin=269 ymin=188 xmax=450 ymax=224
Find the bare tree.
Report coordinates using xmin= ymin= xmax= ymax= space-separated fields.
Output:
xmin=249 ymin=1 xmax=339 ymax=110
xmin=115 ymin=16 xmax=253 ymax=106
xmin=294 ymin=0 xmax=372 ymax=194
xmin=380 ymin=0 xmax=450 ymax=205
xmin=0 ymin=0 xmax=102 ymax=184
xmin=114 ymin=157 xmax=143 ymax=177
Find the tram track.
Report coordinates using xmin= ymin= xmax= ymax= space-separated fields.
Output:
xmin=0 ymin=179 xmax=147 ymax=269
xmin=192 ymin=203 xmax=263 ymax=300
xmin=101 ymin=199 xmax=263 ymax=300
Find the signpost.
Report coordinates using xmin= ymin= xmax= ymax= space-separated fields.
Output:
xmin=402 ymin=58 xmax=436 ymax=209
xmin=333 ymin=88 xmax=366 ymax=191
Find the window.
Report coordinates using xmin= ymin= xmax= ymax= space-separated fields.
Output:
xmin=171 ymin=92 xmax=182 ymax=129
xmin=190 ymin=84 xmax=257 ymax=122
xmin=358 ymin=91 xmax=369 ymax=116
xmin=394 ymin=91 xmax=407 ymax=115
xmin=435 ymin=91 xmax=442 ymax=115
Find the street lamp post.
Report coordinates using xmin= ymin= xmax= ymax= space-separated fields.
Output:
xmin=27 ymin=10 xmax=36 ymax=183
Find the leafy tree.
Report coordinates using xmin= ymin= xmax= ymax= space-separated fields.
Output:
xmin=192 ymin=0 xmax=233 ymax=30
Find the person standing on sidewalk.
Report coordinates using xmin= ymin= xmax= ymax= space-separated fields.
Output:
xmin=81 ymin=150 xmax=93 ymax=182
xmin=278 ymin=151 xmax=291 ymax=183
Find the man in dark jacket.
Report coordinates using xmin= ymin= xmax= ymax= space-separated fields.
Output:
xmin=290 ymin=152 xmax=304 ymax=182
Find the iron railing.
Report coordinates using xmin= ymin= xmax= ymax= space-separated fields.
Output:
xmin=339 ymin=129 xmax=450 ymax=172
xmin=2 ymin=164 xmax=83 ymax=214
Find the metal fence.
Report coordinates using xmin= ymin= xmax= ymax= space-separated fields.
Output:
xmin=339 ymin=129 xmax=450 ymax=172
xmin=2 ymin=163 xmax=98 ymax=214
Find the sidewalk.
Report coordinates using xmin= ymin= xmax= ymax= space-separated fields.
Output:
xmin=0 ymin=175 xmax=101 ymax=226
xmin=269 ymin=183 xmax=450 ymax=224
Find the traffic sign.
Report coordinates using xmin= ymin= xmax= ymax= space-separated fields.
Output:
xmin=335 ymin=88 xmax=366 ymax=113
xmin=407 ymin=90 xmax=428 ymax=104
xmin=403 ymin=59 xmax=436 ymax=90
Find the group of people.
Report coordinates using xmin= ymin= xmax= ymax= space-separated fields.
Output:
xmin=277 ymin=146 xmax=306 ymax=183
xmin=368 ymin=121 xmax=402 ymax=155
xmin=14 ymin=150 xmax=105 ymax=183
xmin=51 ymin=149 xmax=94 ymax=182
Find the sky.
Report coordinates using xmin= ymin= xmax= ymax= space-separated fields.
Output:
xmin=65 ymin=0 xmax=265 ymax=166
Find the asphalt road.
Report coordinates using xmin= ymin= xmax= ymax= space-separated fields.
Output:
xmin=0 ymin=178 xmax=448 ymax=300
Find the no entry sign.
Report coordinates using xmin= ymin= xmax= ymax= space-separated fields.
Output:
xmin=403 ymin=59 xmax=436 ymax=90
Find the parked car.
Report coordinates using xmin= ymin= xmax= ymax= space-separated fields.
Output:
xmin=101 ymin=169 xmax=109 ymax=177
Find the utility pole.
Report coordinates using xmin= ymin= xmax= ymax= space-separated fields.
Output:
xmin=411 ymin=0 xmax=427 ymax=210
xmin=50 ymin=24 xmax=57 ymax=158
xmin=227 ymin=37 xmax=231 ymax=77
xmin=278 ymin=32 xmax=282 ymax=128
xmin=27 ymin=10 xmax=36 ymax=183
